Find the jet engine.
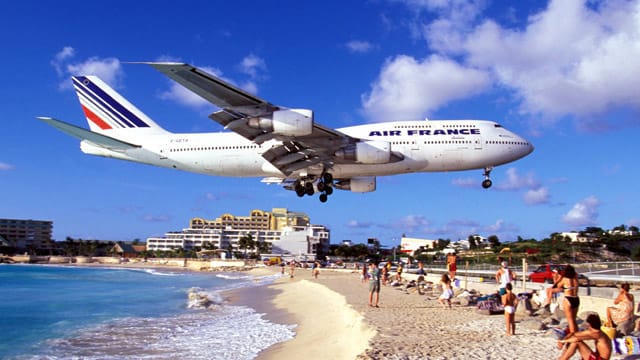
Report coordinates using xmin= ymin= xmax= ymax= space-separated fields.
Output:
xmin=247 ymin=109 xmax=313 ymax=136
xmin=334 ymin=140 xmax=391 ymax=164
xmin=334 ymin=176 xmax=376 ymax=193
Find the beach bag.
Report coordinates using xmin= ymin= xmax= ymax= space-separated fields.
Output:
xmin=602 ymin=322 xmax=617 ymax=340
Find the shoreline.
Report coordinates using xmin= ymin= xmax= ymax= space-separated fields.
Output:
xmin=227 ymin=267 xmax=375 ymax=360
xmin=13 ymin=260 xmax=624 ymax=359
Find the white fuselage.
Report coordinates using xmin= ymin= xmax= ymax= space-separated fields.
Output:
xmin=80 ymin=119 xmax=533 ymax=179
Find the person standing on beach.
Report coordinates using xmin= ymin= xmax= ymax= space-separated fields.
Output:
xmin=502 ymin=282 xmax=518 ymax=336
xmin=495 ymin=261 xmax=515 ymax=296
xmin=437 ymin=273 xmax=454 ymax=309
xmin=396 ymin=262 xmax=403 ymax=282
xmin=361 ymin=263 xmax=369 ymax=283
xmin=368 ymin=262 xmax=381 ymax=307
xmin=558 ymin=265 xmax=580 ymax=335
xmin=447 ymin=252 xmax=457 ymax=280
xmin=289 ymin=261 xmax=295 ymax=279
xmin=313 ymin=261 xmax=320 ymax=279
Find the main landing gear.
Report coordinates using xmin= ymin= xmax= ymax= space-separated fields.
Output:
xmin=295 ymin=173 xmax=334 ymax=202
xmin=482 ymin=167 xmax=493 ymax=189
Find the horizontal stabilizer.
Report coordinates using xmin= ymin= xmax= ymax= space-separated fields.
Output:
xmin=37 ymin=117 xmax=140 ymax=150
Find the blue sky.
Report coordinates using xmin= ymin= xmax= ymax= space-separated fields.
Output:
xmin=2 ymin=0 xmax=639 ymax=247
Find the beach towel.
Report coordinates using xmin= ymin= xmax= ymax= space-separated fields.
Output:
xmin=476 ymin=294 xmax=504 ymax=314
xmin=612 ymin=336 xmax=640 ymax=355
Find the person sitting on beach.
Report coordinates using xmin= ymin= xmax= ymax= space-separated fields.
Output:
xmin=541 ymin=268 xmax=564 ymax=312
xmin=606 ymin=283 xmax=634 ymax=329
xmin=437 ymin=273 xmax=454 ymax=309
xmin=557 ymin=313 xmax=611 ymax=360
xmin=368 ymin=262 xmax=381 ymax=307
xmin=502 ymin=282 xmax=518 ymax=336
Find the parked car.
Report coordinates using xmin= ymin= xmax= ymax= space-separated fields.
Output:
xmin=527 ymin=264 xmax=589 ymax=285
xmin=527 ymin=264 xmax=565 ymax=283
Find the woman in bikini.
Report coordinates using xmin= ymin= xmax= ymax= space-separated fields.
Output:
xmin=559 ymin=265 xmax=580 ymax=334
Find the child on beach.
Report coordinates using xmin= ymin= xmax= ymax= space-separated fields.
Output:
xmin=502 ymin=282 xmax=518 ymax=336
xmin=438 ymin=274 xmax=454 ymax=309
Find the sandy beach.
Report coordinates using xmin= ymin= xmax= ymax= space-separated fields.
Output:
xmin=27 ymin=259 xmax=617 ymax=359
xmin=239 ymin=266 xmax=593 ymax=360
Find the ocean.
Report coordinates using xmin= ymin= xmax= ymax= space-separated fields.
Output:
xmin=0 ymin=264 xmax=295 ymax=360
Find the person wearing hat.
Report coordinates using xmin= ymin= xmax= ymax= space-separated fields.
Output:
xmin=495 ymin=261 xmax=516 ymax=296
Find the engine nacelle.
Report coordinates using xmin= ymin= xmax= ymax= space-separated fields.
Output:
xmin=334 ymin=140 xmax=391 ymax=164
xmin=247 ymin=109 xmax=313 ymax=137
xmin=334 ymin=176 xmax=376 ymax=193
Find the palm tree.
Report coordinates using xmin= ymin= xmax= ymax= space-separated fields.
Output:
xmin=238 ymin=234 xmax=256 ymax=259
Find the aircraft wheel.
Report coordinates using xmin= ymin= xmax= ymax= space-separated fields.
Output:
xmin=482 ymin=179 xmax=492 ymax=189
xmin=322 ymin=173 xmax=333 ymax=183
xmin=325 ymin=186 xmax=334 ymax=195
xmin=305 ymin=182 xmax=315 ymax=195
xmin=296 ymin=188 xmax=305 ymax=197
xmin=317 ymin=181 xmax=326 ymax=192
xmin=319 ymin=193 xmax=328 ymax=203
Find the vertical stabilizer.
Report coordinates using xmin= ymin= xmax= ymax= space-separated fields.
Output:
xmin=71 ymin=76 xmax=169 ymax=137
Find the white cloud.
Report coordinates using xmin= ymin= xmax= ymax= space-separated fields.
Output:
xmin=562 ymin=195 xmax=600 ymax=227
xmin=239 ymin=54 xmax=266 ymax=79
xmin=385 ymin=0 xmax=640 ymax=127
xmin=159 ymin=65 xmax=222 ymax=109
xmin=495 ymin=167 xmax=540 ymax=191
xmin=389 ymin=214 xmax=431 ymax=233
xmin=346 ymin=40 xmax=374 ymax=53
xmin=0 ymin=162 xmax=14 ymax=171
xmin=159 ymin=82 xmax=212 ymax=108
xmin=346 ymin=220 xmax=374 ymax=228
xmin=51 ymin=47 xmax=124 ymax=90
xmin=524 ymin=187 xmax=550 ymax=205
xmin=451 ymin=177 xmax=477 ymax=188
xmin=361 ymin=54 xmax=490 ymax=121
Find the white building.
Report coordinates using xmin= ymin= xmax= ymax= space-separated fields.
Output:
xmin=400 ymin=236 xmax=438 ymax=255
xmin=147 ymin=224 xmax=329 ymax=258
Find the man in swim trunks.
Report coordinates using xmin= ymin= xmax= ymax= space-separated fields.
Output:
xmin=557 ymin=313 xmax=611 ymax=360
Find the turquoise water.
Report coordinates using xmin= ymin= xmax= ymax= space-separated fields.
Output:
xmin=0 ymin=264 xmax=294 ymax=359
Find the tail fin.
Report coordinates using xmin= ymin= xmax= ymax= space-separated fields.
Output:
xmin=71 ymin=76 xmax=169 ymax=137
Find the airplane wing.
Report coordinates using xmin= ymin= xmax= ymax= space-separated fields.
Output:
xmin=146 ymin=62 xmax=401 ymax=176
xmin=37 ymin=117 xmax=140 ymax=150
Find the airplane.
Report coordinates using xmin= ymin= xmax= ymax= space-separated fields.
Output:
xmin=38 ymin=62 xmax=534 ymax=202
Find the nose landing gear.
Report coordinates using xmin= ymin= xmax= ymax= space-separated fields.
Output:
xmin=482 ymin=167 xmax=493 ymax=189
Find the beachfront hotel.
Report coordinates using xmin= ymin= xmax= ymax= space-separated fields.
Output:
xmin=146 ymin=208 xmax=330 ymax=258
xmin=0 ymin=218 xmax=53 ymax=250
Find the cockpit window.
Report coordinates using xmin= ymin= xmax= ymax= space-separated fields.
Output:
xmin=494 ymin=124 xmax=503 ymax=128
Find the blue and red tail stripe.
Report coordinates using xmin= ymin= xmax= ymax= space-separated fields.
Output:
xmin=72 ymin=76 xmax=150 ymax=129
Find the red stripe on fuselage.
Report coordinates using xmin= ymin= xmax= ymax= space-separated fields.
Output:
xmin=81 ymin=105 xmax=112 ymax=130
